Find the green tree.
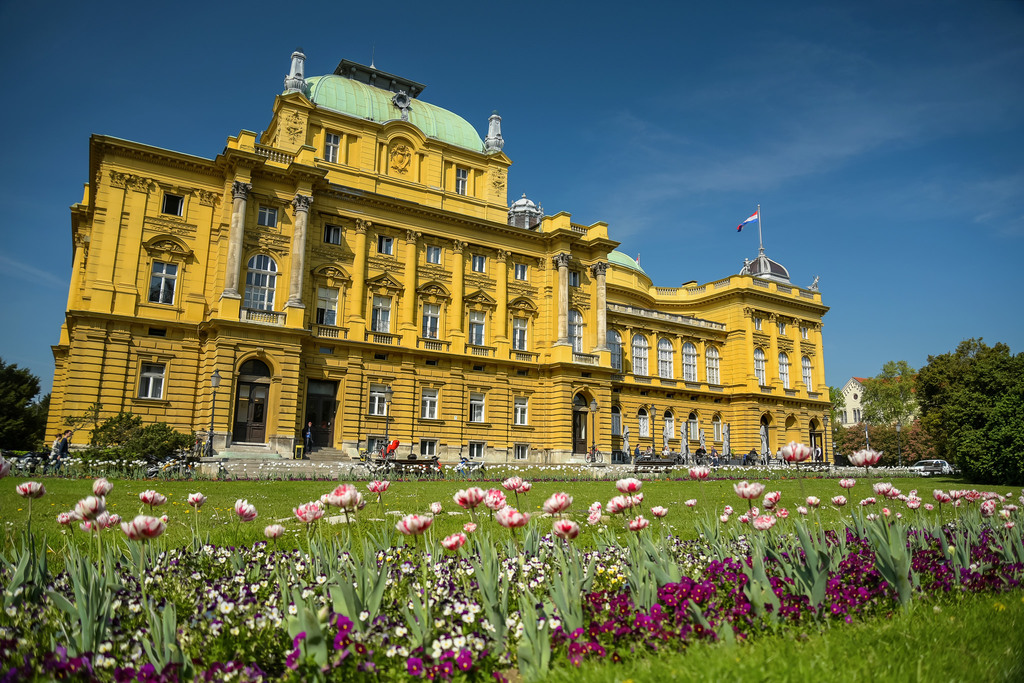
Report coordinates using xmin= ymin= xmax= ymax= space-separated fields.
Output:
xmin=916 ymin=339 xmax=1024 ymax=485
xmin=90 ymin=412 xmax=190 ymax=463
xmin=862 ymin=360 xmax=917 ymax=426
xmin=0 ymin=358 xmax=46 ymax=449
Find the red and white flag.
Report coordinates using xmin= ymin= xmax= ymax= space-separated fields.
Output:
xmin=737 ymin=210 xmax=759 ymax=232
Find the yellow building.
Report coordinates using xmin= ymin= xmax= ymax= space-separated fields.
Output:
xmin=48 ymin=50 xmax=830 ymax=462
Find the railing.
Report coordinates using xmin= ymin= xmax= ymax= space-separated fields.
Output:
xmin=760 ymin=386 xmax=774 ymax=394
xmin=311 ymin=324 xmax=347 ymax=339
xmin=633 ymin=376 xmax=652 ymax=384
xmin=713 ymin=277 xmax=732 ymax=289
xmin=752 ymin=279 xmax=771 ymax=289
xmin=570 ymin=224 xmax=587 ymax=234
xmin=467 ymin=344 xmax=495 ymax=357
xmin=511 ymin=351 xmax=539 ymax=362
xmin=365 ymin=331 xmax=400 ymax=345
xmin=799 ymin=290 xmax=816 ymax=299
xmin=242 ymin=308 xmax=285 ymax=326
xmin=254 ymin=145 xmax=294 ymax=165
xmin=606 ymin=303 xmax=727 ymax=331
xmin=776 ymin=285 xmax=792 ymax=294
xmin=610 ymin=374 xmax=625 ymax=382
xmin=573 ymin=352 xmax=598 ymax=365
xmin=685 ymin=285 xmax=706 ymax=295
xmin=660 ymin=379 xmax=677 ymax=387
xmin=685 ymin=382 xmax=702 ymax=390
xmin=785 ymin=389 xmax=798 ymax=397
xmin=418 ymin=338 xmax=450 ymax=352
xmin=655 ymin=287 xmax=680 ymax=295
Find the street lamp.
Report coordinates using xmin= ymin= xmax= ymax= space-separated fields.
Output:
xmin=207 ymin=369 xmax=221 ymax=456
xmin=650 ymin=404 xmax=657 ymax=449
xmin=383 ymin=386 xmax=395 ymax=452
xmin=896 ymin=420 xmax=902 ymax=468
xmin=589 ymin=399 xmax=599 ymax=454
xmin=822 ymin=414 xmax=829 ymax=465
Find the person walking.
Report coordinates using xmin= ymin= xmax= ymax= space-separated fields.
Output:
xmin=303 ymin=421 xmax=315 ymax=456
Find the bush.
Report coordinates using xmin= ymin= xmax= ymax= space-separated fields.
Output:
xmin=91 ymin=412 xmax=191 ymax=463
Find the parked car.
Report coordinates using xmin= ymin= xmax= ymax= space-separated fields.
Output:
xmin=909 ymin=459 xmax=954 ymax=477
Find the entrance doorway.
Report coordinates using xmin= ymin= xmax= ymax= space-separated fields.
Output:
xmin=305 ymin=380 xmax=337 ymax=449
xmin=572 ymin=393 xmax=588 ymax=454
xmin=233 ymin=359 xmax=271 ymax=443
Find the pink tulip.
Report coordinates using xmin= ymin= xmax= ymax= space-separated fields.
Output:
xmin=234 ymin=499 xmax=258 ymax=522
xmin=294 ymin=502 xmax=324 ymax=524
xmin=753 ymin=515 xmax=776 ymax=531
xmin=831 ymin=495 xmax=847 ymax=507
xmin=866 ymin=513 xmax=880 ymax=521
xmin=849 ymin=448 xmax=882 ymax=467
xmin=430 ymin=502 xmax=443 ymax=515
xmin=552 ymin=519 xmax=580 ymax=540
xmin=589 ymin=501 xmax=602 ymax=513
xmin=839 ymin=478 xmax=857 ymax=489
xmin=764 ymin=491 xmax=781 ymax=509
xmin=502 ymin=477 xmax=523 ymax=492
xmin=860 ymin=497 xmax=877 ymax=506
xmin=907 ymin=498 xmax=922 ymax=510
xmin=738 ymin=514 xmax=750 ymax=524
xmin=543 ymin=492 xmax=573 ymax=515
xmin=606 ymin=495 xmax=631 ymax=515
xmin=75 ymin=496 xmax=106 ymax=520
xmin=442 ymin=532 xmax=467 ymax=550
xmin=484 ymin=489 xmax=506 ymax=512
xmin=80 ymin=521 xmax=93 ymax=533
xmin=57 ymin=511 xmax=75 ymax=525
xmin=367 ymin=480 xmax=391 ymax=494
xmin=1006 ymin=521 xmax=1016 ymax=530
xmin=684 ymin=499 xmax=697 ymax=508
xmin=776 ymin=508 xmax=790 ymax=519
xmin=981 ymin=499 xmax=997 ymax=518
xmin=264 ymin=524 xmax=285 ymax=539
xmin=925 ymin=503 xmax=935 ymax=511
xmin=326 ymin=484 xmax=364 ymax=510
xmin=396 ymin=514 xmax=433 ymax=536
xmin=587 ymin=510 xmax=603 ymax=526
xmin=933 ymin=490 xmax=952 ymax=504
xmin=780 ymin=441 xmax=812 ymax=464
xmin=616 ymin=478 xmax=642 ymax=494
xmin=495 ymin=506 xmax=529 ymax=529
xmin=651 ymin=506 xmax=668 ymax=518
xmin=453 ymin=487 xmax=486 ymax=509
xmin=121 ymin=515 xmax=165 ymax=540
xmin=628 ymin=515 xmax=650 ymax=531
xmin=15 ymin=482 xmax=45 ymax=499
xmin=806 ymin=496 xmax=821 ymax=508
xmin=873 ymin=482 xmax=894 ymax=497
xmin=719 ymin=514 xmax=730 ymax=523
xmin=92 ymin=478 xmax=114 ymax=497
xmin=463 ymin=522 xmax=478 ymax=534
xmin=517 ymin=481 xmax=532 ymax=494
xmin=105 ymin=513 xmax=121 ymax=528
xmin=723 ymin=505 xmax=734 ymax=515
xmin=689 ymin=466 xmax=710 ymax=481
xmin=796 ymin=506 xmax=809 ymax=516
xmin=139 ymin=490 xmax=167 ymax=507
xmin=734 ymin=481 xmax=765 ymax=500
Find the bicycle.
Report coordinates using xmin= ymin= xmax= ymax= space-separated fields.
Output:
xmin=585 ymin=445 xmax=603 ymax=464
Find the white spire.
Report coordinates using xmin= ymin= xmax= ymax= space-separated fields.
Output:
xmin=484 ymin=110 xmax=504 ymax=153
xmin=284 ymin=48 xmax=307 ymax=94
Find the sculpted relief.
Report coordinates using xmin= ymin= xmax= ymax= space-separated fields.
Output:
xmin=389 ymin=143 xmax=413 ymax=175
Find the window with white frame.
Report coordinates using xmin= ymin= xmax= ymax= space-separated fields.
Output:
xmin=688 ymin=412 xmax=699 ymax=440
xmin=468 ymin=311 xmax=486 ymax=346
xmin=257 ymin=206 xmax=277 ymax=228
xmin=802 ymin=355 xmax=813 ymax=390
xmin=377 ymin=235 xmax=393 ymax=255
xmin=631 ymin=334 xmax=649 ymax=376
xmin=421 ymin=388 xmax=438 ymax=419
xmin=471 ymin=254 xmax=486 ymax=273
xmin=569 ymin=310 xmax=583 ymax=352
xmin=455 ymin=167 xmax=469 ymax=195
xmin=682 ymin=342 xmax=698 ymax=382
xmin=658 ymin=338 xmax=674 ymax=379
xmin=469 ymin=393 xmax=485 ymax=422
xmin=800 ymin=326 xmax=809 ymax=340
xmin=754 ymin=348 xmax=766 ymax=385
xmin=421 ymin=303 xmax=440 ymax=339
xmin=512 ymin=317 xmax=528 ymax=351
xmin=513 ymin=397 xmax=528 ymax=425
xmin=753 ymin=316 xmax=762 ymax=331
xmin=609 ymin=330 xmax=623 ymax=371
xmin=568 ymin=270 xmax=580 ymax=287
xmin=161 ymin=193 xmax=183 ymax=216
xmin=469 ymin=442 xmax=485 ymax=459
xmin=316 ymin=287 xmax=338 ymax=326
xmin=371 ymin=295 xmax=391 ymax=333
xmin=514 ymin=443 xmax=528 ymax=460
xmin=426 ymin=245 xmax=441 ymax=264
xmin=611 ymin=406 xmax=621 ymax=435
xmin=854 ymin=408 xmax=862 ymax=423
xmin=779 ymin=352 xmax=791 ymax=389
xmin=713 ymin=414 xmax=722 ymax=441
xmin=705 ymin=346 xmax=720 ymax=385
xmin=367 ymin=436 xmax=387 ymax=454
xmin=638 ymin=409 xmax=650 ymax=438
xmin=420 ymin=440 xmax=437 ymax=458
xmin=664 ymin=411 xmax=675 ymax=438
xmin=514 ymin=263 xmax=528 ymax=280
xmin=243 ymin=255 xmax=277 ymax=310
xmin=139 ymin=363 xmax=165 ymax=399
xmin=778 ymin=322 xmax=787 ymax=335
xmin=369 ymin=385 xmax=389 ymax=416
xmin=324 ymin=132 xmax=340 ymax=163
xmin=149 ymin=262 xmax=177 ymax=305
xmin=323 ymin=224 xmax=342 ymax=244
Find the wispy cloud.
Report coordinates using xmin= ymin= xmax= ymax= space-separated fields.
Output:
xmin=0 ymin=254 xmax=69 ymax=289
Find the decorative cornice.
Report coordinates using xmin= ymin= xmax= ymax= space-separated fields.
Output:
xmin=110 ymin=171 xmax=156 ymax=193
xmin=196 ymin=189 xmax=220 ymax=207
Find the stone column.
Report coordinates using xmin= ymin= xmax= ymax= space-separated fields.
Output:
xmin=450 ymin=241 xmax=466 ymax=336
xmin=553 ymin=253 xmax=571 ymax=345
xmin=590 ymin=262 xmax=608 ymax=350
xmin=222 ymin=180 xmax=251 ymax=298
xmin=285 ymin=194 xmax=312 ymax=308
xmin=348 ymin=219 xmax=370 ymax=325
xmin=495 ymin=249 xmax=509 ymax=341
xmin=402 ymin=230 xmax=419 ymax=333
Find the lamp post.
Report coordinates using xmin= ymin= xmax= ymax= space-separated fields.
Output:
xmin=589 ymin=399 xmax=599 ymax=454
xmin=822 ymin=414 xmax=829 ymax=465
xmin=207 ymin=369 xmax=221 ymax=456
xmin=383 ymin=386 xmax=395 ymax=451
xmin=650 ymin=404 xmax=657 ymax=450
xmin=896 ymin=420 xmax=902 ymax=468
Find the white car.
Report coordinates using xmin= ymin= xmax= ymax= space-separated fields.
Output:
xmin=908 ymin=460 xmax=954 ymax=477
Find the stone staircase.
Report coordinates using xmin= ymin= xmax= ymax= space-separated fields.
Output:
xmin=306 ymin=447 xmax=353 ymax=463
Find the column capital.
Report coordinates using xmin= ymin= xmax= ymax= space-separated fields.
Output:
xmin=496 ymin=249 xmax=510 ymax=262
xmin=452 ymin=240 xmax=467 ymax=254
xmin=405 ymin=229 xmax=421 ymax=244
xmin=232 ymin=181 xmax=252 ymax=200
xmin=553 ymin=253 xmax=572 ymax=269
xmin=355 ymin=218 xmax=372 ymax=234
xmin=590 ymin=261 xmax=608 ymax=278
xmin=292 ymin=193 xmax=313 ymax=213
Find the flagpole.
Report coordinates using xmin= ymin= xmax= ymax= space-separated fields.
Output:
xmin=757 ymin=203 xmax=763 ymax=253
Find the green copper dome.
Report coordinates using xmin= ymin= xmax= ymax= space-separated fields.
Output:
xmin=304 ymin=75 xmax=484 ymax=152
xmin=609 ymin=250 xmax=648 ymax=275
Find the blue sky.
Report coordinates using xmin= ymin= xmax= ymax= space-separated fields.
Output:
xmin=1 ymin=0 xmax=1022 ymax=394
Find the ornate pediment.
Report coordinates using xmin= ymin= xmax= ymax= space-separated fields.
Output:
xmin=509 ymin=297 xmax=537 ymax=315
xmin=418 ymin=281 xmax=451 ymax=303
xmin=366 ymin=273 xmax=403 ymax=294
xmin=311 ymin=264 xmax=351 ymax=283
xmin=143 ymin=235 xmax=194 ymax=261
xmin=464 ymin=289 xmax=496 ymax=309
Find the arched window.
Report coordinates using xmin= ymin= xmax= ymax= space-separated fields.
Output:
xmin=244 ymin=255 xmax=277 ymax=311
xmin=802 ymin=355 xmax=813 ymax=391
xmin=611 ymin=406 xmax=621 ymax=435
xmin=658 ymin=338 xmax=674 ymax=378
xmin=608 ymin=330 xmax=623 ymax=371
xmin=638 ymin=408 xmax=650 ymax=437
xmin=682 ymin=342 xmax=698 ymax=382
xmin=779 ymin=352 xmax=790 ymax=389
xmin=712 ymin=414 xmax=722 ymax=441
xmin=688 ymin=412 xmax=699 ymax=441
xmin=664 ymin=410 xmax=675 ymax=438
xmin=569 ymin=309 xmax=584 ymax=353
xmin=631 ymin=334 xmax=649 ymax=376
xmin=705 ymin=346 xmax=720 ymax=385
xmin=754 ymin=348 xmax=766 ymax=385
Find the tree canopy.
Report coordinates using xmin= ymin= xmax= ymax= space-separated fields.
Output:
xmin=862 ymin=360 xmax=917 ymax=426
xmin=0 ymin=358 xmax=48 ymax=449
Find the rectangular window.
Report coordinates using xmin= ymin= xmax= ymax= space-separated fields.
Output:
xmin=854 ymin=409 xmax=862 ymax=423
xmin=753 ymin=317 xmax=762 ymax=331
xmin=469 ymin=442 xmax=485 ymax=459
xmin=512 ymin=318 xmax=528 ymax=351
xmin=568 ymin=270 xmax=580 ymax=287
xmin=471 ymin=254 xmax=486 ymax=273
xmin=324 ymin=132 xmax=340 ymax=163
xmin=324 ymin=225 xmax=342 ymax=245
xmin=469 ymin=393 xmax=485 ymax=423
xmin=514 ymin=397 xmax=528 ymax=425
xmin=369 ymin=385 xmax=389 ymax=416
xmin=377 ymin=235 xmax=393 ymax=255
xmin=367 ymin=436 xmax=387 ymax=454
xmin=161 ymin=194 xmax=183 ymax=216
xmin=420 ymin=440 xmax=437 ymax=458
xmin=316 ymin=287 xmax=339 ymax=326
xmin=514 ymin=263 xmax=528 ymax=280
xmin=778 ymin=322 xmax=787 ymax=335
xmin=148 ymin=262 xmax=178 ymax=305
xmin=689 ymin=419 xmax=700 ymax=441
xmin=611 ymin=409 xmax=621 ymax=436
xmin=800 ymin=326 xmax=809 ymax=340
xmin=257 ymin=206 xmax=277 ymax=228
xmin=713 ymin=420 xmax=723 ymax=441
xmin=426 ymin=245 xmax=441 ymax=264
xmin=842 ymin=411 xmax=848 ymax=424
xmin=421 ymin=388 xmax=438 ymax=419
xmin=422 ymin=303 xmax=440 ymax=339
xmin=514 ymin=443 xmax=528 ymax=460
xmin=371 ymin=295 xmax=391 ymax=333
xmin=639 ymin=412 xmax=650 ymax=438
xmin=139 ymin=363 xmax=165 ymax=399
xmin=455 ymin=167 xmax=469 ymax=195
xmin=468 ymin=311 xmax=486 ymax=346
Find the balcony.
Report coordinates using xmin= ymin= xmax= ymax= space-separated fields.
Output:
xmin=511 ymin=350 xmax=539 ymax=362
xmin=466 ymin=344 xmax=495 ymax=357
xmin=573 ymin=352 xmax=598 ymax=365
xmin=417 ymin=338 xmax=451 ymax=352
xmin=311 ymin=324 xmax=347 ymax=339
xmin=242 ymin=308 xmax=285 ymax=326
xmin=365 ymin=331 xmax=401 ymax=345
